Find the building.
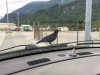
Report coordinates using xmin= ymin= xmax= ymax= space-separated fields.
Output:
xmin=0 ymin=23 xmax=16 ymax=31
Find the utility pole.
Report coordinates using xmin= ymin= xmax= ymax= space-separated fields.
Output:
xmin=56 ymin=24 xmax=58 ymax=44
xmin=6 ymin=0 xmax=9 ymax=30
xmin=17 ymin=12 xmax=19 ymax=27
xmin=85 ymin=0 xmax=92 ymax=42
xmin=99 ymin=24 xmax=100 ymax=37
xmin=77 ymin=22 xmax=79 ymax=44
xmin=77 ymin=21 xmax=83 ymax=44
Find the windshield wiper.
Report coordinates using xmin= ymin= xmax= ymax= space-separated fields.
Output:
xmin=0 ymin=40 xmax=99 ymax=53
xmin=0 ymin=44 xmax=38 ymax=52
xmin=0 ymin=43 xmax=68 ymax=53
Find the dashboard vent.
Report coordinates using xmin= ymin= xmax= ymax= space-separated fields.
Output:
xmin=27 ymin=58 xmax=51 ymax=66
xmin=76 ymin=52 xmax=93 ymax=55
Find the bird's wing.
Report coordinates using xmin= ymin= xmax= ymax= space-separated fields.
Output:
xmin=43 ymin=33 xmax=57 ymax=42
xmin=42 ymin=33 xmax=54 ymax=41
xmin=36 ymin=34 xmax=53 ymax=44
xmin=36 ymin=32 xmax=57 ymax=44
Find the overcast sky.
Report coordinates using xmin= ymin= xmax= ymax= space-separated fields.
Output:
xmin=0 ymin=0 xmax=49 ymax=18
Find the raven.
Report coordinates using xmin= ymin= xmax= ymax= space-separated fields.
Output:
xmin=36 ymin=29 xmax=59 ymax=45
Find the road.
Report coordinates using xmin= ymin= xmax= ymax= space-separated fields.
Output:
xmin=43 ymin=31 xmax=100 ymax=43
xmin=0 ymin=31 xmax=100 ymax=51
xmin=0 ymin=32 xmax=33 ymax=51
xmin=12 ymin=32 xmax=33 ymax=46
xmin=22 ymin=31 xmax=100 ymax=45
xmin=0 ymin=34 xmax=14 ymax=50
xmin=0 ymin=31 xmax=6 ymax=47
xmin=21 ymin=31 xmax=48 ymax=47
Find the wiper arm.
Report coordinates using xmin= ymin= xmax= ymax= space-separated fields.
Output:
xmin=0 ymin=44 xmax=38 ymax=52
xmin=42 ymin=43 xmax=67 ymax=48
xmin=0 ymin=43 xmax=68 ymax=53
xmin=2 ymin=40 xmax=97 ymax=52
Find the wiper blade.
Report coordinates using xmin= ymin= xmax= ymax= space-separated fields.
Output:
xmin=0 ymin=44 xmax=38 ymax=52
xmin=0 ymin=43 xmax=68 ymax=53
xmin=0 ymin=45 xmax=26 ymax=52
xmin=25 ymin=44 xmax=38 ymax=50
xmin=41 ymin=43 xmax=67 ymax=48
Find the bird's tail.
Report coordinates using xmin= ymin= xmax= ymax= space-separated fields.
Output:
xmin=36 ymin=40 xmax=41 ymax=44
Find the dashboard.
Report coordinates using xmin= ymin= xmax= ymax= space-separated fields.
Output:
xmin=0 ymin=48 xmax=100 ymax=75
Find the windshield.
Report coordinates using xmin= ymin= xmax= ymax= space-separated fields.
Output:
xmin=0 ymin=0 xmax=100 ymax=54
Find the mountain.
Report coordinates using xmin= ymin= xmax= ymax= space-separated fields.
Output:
xmin=13 ymin=0 xmax=75 ymax=14
xmin=21 ymin=0 xmax=100 ymax=27
xmin=13 ymin=1 xmax=46 ymax=14
xmin=0 ymin=0 xmax=74 ymax=23
xmin=23 ymin=0 xmax=86 ymax=26
xmin=1 ymin=0 xmax=100 ymax=29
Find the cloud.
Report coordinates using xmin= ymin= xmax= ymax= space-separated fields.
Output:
xmin=0 ymin=0 xmax=50 ymax=16
xmin=0 ymin=3 xmax=6 ymax=7
xmin=8 ymin=0 xmax=49 ymax=4
xmin=9 ymin=0 xmax=28 ymax=4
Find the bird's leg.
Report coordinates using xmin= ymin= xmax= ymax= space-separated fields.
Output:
xmin=49 ymin=42 xmax=52 ymax=45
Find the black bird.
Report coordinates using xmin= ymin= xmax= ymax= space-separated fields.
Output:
xmin=36 ymin=29 xmax=59 ymax=45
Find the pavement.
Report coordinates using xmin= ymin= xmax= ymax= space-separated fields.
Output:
xmin=12 ymin=32 xmax=33 ymax=46
xmin=21 ymin=31 xmax=100 ymax=47
xmin=21 ymin=32 xmax=49 ymax=47
xmin=0 ymin=31 xmax=7 ymax=53
xmin=0 ymin=32 xmax=35 ymax=53
xmin=0 ymin=31 xmax=100 ymax=52
xmin=0 ymin=34 xmax=14 ymax=50
xmin=0 ymin=31 xmax=6 ymax=47
xmin=0 ymin=31 xmax=48 ymax=51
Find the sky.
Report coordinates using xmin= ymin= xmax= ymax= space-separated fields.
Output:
xmin=0 ymin=0 xmax=49 ymax=18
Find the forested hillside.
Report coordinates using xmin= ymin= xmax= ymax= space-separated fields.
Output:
xmin=0 ymin=0 xmax=74 ymax=24
xmin=1 ymin=0 xmax=100 ymax=29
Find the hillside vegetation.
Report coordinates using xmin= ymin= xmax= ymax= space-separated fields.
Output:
xmin=1 ymin=0 xmax=100 ymax=29
xmin=1 ymin=0 xmax=74 ymax=23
